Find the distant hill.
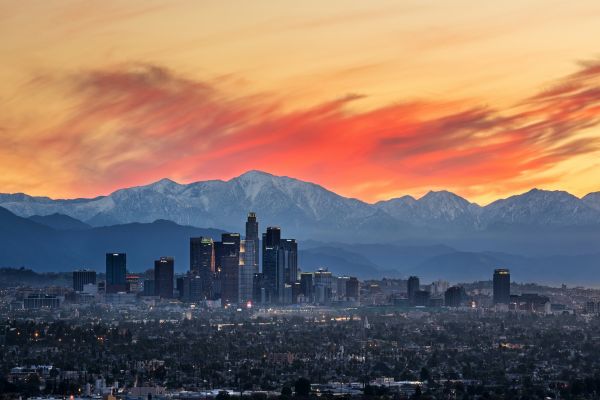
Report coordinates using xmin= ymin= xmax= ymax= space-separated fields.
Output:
xmin=29 ymin=213 xmax=91 ymax=230
xmin=0 ymin=206 xmax=224 ymax=272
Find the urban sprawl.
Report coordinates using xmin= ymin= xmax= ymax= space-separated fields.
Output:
xmin=3 ymin=213 xmax=600 ymax=400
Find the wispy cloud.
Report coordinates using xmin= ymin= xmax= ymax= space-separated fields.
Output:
xmin=2 ymin=60 xmax=600 ymax=202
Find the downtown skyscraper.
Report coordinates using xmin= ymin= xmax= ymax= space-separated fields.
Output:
xmin=190 ymin=237 xmax=215 ymax=300
xmin=261 ymin=226 xmax=297 ymax=304
xmin=105 ymin=253 xmax=126 ymax=293
xmin=154 ymin=257 xmax=175 ymax=299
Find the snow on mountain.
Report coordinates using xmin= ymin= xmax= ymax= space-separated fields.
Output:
xmin=482 ymin=189 xmax=600 ymax=227
xmin=375 ymin=191 xmax=482 ymax=228
xmin=1 ymin=173 xmax=600 ymax=241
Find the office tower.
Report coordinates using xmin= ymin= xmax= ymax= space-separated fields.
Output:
xmin=336 ymin=276 xmax=350 ymax=299
xmin=190 ymin=237 xmax=215 ymax=300
xmin=220 ymin=233 xmax=241 ymax=305
xmin=106 ymin=253 xmax=126 ymax=293
xmin=261 ymin=227 xmax=298 ymax=303
xmin=262 ymin=227 xmax=281 ymax=301
xmin=493 ymin=268 xmax=511 ymax=304
xmin=445 ymin=286 xmax=467 ymax=307
xmin=73 ymin=269 xmax=97 ymax=292
xmin=239 ymin=240 xmax=256 ymax=305
xmin=277 ymin=239 xmax=298 ymax=303
xmin=407 ymin=276 xmax=420 ymax=305
xmin=280 ymin=239 xmax=298 ymax=283
xmin=245 ymin=212 xmax=259 ymax=271
xmin=314 ymin=268 xmax=333 ymax=304
xmin=300 ymin=273 xmax=314 ymax=302
xmin=346 ymin=277 xmax=360 ymax=301
xmin=154 ymin=257 xmax=174 ymax=299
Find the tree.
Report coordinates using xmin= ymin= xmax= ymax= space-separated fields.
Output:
xmin=294 ymin=378 xmax=311 ymax=397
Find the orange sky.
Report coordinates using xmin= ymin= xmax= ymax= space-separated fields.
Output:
xmin=1 ymin=0 xmax=600 ymax=204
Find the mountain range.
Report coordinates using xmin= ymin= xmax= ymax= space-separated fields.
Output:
xmin=1 ymin=170 xmax=600 ymax=284
xmin=1 ymin=170 xmax=600 ymax=255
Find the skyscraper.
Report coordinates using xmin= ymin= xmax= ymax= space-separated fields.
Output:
xmin=73 ymin=269 xmax=96 ymax=292
xmin=239 ymin=239 xmax=256 ymax=305
xmin=493 ymin=268 xmax=511 ymax=304
xmin=106 ymin=253 xmax=126 ymax=293
xmin=245 ymin=212 xmax=259 ymax=271
xmin=300 ymin=272 xmax=314 ymax=302
xmin=314 ymin=268 xmax=333 ymax=304
xmin=154 ymin=257 xmax=174 ymax=299
xmin=262 ymin=227 xmax=281 ymax=301
xmin=277 ymin=239 xmax=297 ymax=303
xmin=445 ymin=286 xmax=467 ymax=307
xmin=220 ymin=233 xmax=241 ymax=305
xmin=407 ymin=276 xmax=420 ymax=305
xmin=190 ymin=237 xmax=215 ymax=300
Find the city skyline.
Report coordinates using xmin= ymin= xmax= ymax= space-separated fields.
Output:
xmin=2 ymin=2 xmax=600 ymax=204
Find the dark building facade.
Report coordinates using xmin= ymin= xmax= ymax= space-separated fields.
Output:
xmin=493 ymin=268 xmax=511 ymax=304
xmin=277 ymin=239 xmax=298 ymax=303
xmin=413 ymin=290 xmax=431 ymax=307
xmin=261 ymin=227 xmax=298 ymax=304
xmin=154 ymin=257 xmax=174 ymax=299
xmin=262 ymin=227 xmax=281 ymax=302
xmin=407 ymin=276 xmax=420 ymax=305
xmin=106 ymin=253 xmax=126 ymax=293
xmin=219 ymin=233 xmax=241 ymax=305
xmin=245 ymin=212 xmax=259 ymax=271
xmin=444 ymin=286 xmax=467 ymax=307
xmin=346 ymin=277 xmax=360 ymax=301
xmin=190 ymin=237 xmax=215 ymax=300
xmin=72 ymin=269 xmax=96 ymax=292
xmin=300 ymin=272 xmax=314 ymax=302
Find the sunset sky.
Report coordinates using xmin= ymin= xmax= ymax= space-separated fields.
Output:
xmin=2 ymin=0 xmax=600 ymax=204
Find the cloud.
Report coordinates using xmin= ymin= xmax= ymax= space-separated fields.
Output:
xmin=2 ymin=60 xmax=600 ymax=203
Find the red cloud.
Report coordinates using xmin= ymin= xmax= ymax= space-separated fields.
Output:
xmin=24 ymin=61 xmax=600 ymax=202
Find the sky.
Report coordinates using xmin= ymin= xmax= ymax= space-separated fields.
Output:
xmin=1 ymin=0 xmax=600 ymax=205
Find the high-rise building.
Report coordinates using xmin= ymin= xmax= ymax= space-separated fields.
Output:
xmin=407 ymin=276 xmax=420 ymax=305
xmin=106 ymin=253 xmax=126 ymax=293
xmin=277 ymin=239 xmax=298 ymax=303
xmin=300 ymin=273 xmax=314 ymax=302
xmin=445 ymin=286 xmax=467 ymax=307
xmin=154 ymin=257 xmax=174 ymax=299
xmin=190 ymin=237 xmax=215 ymax=300
xmin=239 ymin=240 xmax=256 ymax=305
xmin=220 ymin=233 xmax=241 ymax=305
xmin=346 ymin=277 xmax=360 ymax=301
xmin=262 ymin=227 xmax=281 ymax=302
xmin=245 ymin=212 xmax=259 ymax=270
xmin=314 ymin=268 xmax=333 ymax=304
xmin=261 ymin=227 xmax=298 ymax=303
xmin=493 ymin=268 xmax=511 ymax=304
xmin=73 ymin=269 xmax=97 ymax=292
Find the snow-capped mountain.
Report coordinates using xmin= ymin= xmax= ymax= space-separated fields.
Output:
xmin=481 ymin=189 xmax=600 ymax=227
xmin=1 ymin=171 xmax=600 ymax=242
xmin=375 ymin=190 xmax=482 ymax=229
